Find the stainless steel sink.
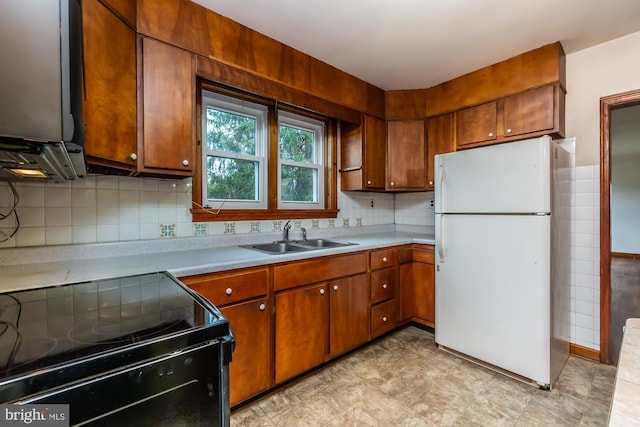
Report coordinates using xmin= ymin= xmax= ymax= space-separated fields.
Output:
xmin=291 ymin=238 xmax=356 ymax=249
xmin=240 ymin=239 xmax=357 ymax=255
xmin=240 ymin=241 xmax=311 ymax=254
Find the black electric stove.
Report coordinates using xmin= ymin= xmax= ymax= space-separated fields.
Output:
xmin=0 ymin=271 xmax=233 ymax=426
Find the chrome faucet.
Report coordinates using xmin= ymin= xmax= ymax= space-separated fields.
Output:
xmin=301 ymin=227 xmax=307 ymax=241
xmin=282 ymin=220 xmax=292 ymax=241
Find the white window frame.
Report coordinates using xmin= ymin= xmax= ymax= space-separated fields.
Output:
xmin=277 ymin=111 xmax=325 ymax=210
xmin=201 ymin=91 xmax=268 ymax=210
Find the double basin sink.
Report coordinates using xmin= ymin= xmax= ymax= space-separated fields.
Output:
xmin=240 ymin=238 xmax=357 ymax=255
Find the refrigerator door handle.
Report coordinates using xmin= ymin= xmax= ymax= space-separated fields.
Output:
xmin=436 ymin=214 xmax=445 ymax=263
xmin=436 ymin=156 xmax=444 ymax=212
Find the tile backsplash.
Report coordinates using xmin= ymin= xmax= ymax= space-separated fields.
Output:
xmin=0 ymin=176 xmax=401 ymax=248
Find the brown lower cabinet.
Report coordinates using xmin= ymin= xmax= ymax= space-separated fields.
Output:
xmin=219 ymin=298 xmax=270 ymax=406
xmin=180 ymin=244 xmax=434 ymax=407
xmin=399 ymin=244 xmax=436 ymax=327
xmin=275 ymin=282 xmax=328 ymax=384
xmin=179 ymin=267 xmax=271 ymax=407
xmin=275 ymin=273 xmax=369 ymax=384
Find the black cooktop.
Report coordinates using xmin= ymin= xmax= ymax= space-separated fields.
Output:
xmin=0 ymin=271 xmax=230 ymax=401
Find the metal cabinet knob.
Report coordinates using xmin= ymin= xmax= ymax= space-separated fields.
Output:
xmin=259 ymin=303 xmax=266 ymax=311
xmin=429 ymin=181 xmax=434 ymax=186
xmin=182 ymin=159 xmax=189 ymax=167
xmin=333 ymin=284 xmax=339 ymax=291
xmin=488 ymin=132 xmax=494 ymax=138
xmin=319 ymin=288 xmax=325 ymax=295
xmin=389 ymin=181 xmax=395 ymax=187
xmin=382 ymin=316 xmax=388 ymax=322
xmin=130 ymin=153 xmax=138 ymax=161
xmin=382 ymin=283 xmax=387 ymax=289
xmin=506 ymin=128 xmax=512 ymax=134
xmin=382 ymin=257 xmax=387 ymax=262
xmin=366 ymin=180 xmax=372 ymax=185
xmin=225 ymin=288 xmax=233 ymax=295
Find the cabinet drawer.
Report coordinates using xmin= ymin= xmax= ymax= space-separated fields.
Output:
xmin=413 ymin=246 xmax=435 ymax=264
xmin=371 ymin=268 xmax=396 ymax=304
xmin=371 ymin=299 xmax=397 ymax=338
xmin=370 ymin=248 xmax=397 ymax=270
xmin=274 ymin=252 xmax=367 ymax=291
xmin=180 ymin=267 xmax=268 ymax=306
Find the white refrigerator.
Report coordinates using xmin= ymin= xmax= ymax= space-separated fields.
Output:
xmin=434 ymin=136 xmax=571 ymax=389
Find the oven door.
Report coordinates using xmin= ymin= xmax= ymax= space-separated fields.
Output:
xmin=19 ymin=340 xmax=230 ymax=427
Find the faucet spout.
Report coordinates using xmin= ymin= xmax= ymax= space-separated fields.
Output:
xmin=283 ymin=220 xmax=292 ymax=241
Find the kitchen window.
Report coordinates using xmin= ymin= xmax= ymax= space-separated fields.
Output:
xmin=278 ymin=111 xmax=324 ymax=210
xmin=193 ymin=84 xmax=338 ymax=221
xmin=201 ymin=91 xmax=268 ymax=210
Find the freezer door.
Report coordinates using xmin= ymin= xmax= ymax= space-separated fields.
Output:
xmin=434 ymin=136 xmax=551 ymax=214
xmin=435 ymin=213 xmax=551 ymax=385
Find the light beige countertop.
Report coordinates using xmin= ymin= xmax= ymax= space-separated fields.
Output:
xmin=609 ymin=318 xmax=640 ymax=426
xmin=0 ymin=225 xmax=434 ymax=292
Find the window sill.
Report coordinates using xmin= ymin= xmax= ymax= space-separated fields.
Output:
xmin=191 ymin=208 xmax=339 ymax=222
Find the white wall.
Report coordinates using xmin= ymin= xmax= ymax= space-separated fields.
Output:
xmin=565 ymin=30 xmax=640 ymax=167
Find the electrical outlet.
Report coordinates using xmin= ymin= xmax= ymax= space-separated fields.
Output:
xmin=429 ymin=200 xmax=434 ymax=208
xmin=370 ymin=200 xmax=375 ymax=208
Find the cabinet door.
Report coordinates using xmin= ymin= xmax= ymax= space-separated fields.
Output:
xmin=363 ymin=115 xmax=386 ymax=190
xmin=340 ymin=115 xmax=385 ymax=191
xmin=329 ymin=274 xmax=369 ymax=357
xmin=413 ymin=262 xmax=435 ymax=324
xmin=220 ymin=298 xmax=270 ymax=407
xmin=82 ymin=0 xmax=137 ymax=168
xmin=399 ymin=262 xmax=415 ymax=322
xmin=455 ymin=101 xmax=497 ymax=148
xmin=275 ymin=283 xmax=328 ymax=383
xmin=426 ymin=113 xmax=454 ymax=190
xmin=386 ymin=119 xmax=427 ymax=190
xmin=503 ymin=85 xmax=555 ymax=138
xmin=141 ymin=37 xmax=195 ymax=174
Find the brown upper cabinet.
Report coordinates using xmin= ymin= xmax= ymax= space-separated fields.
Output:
xmin=82 ymin=0 xmax=137 ymax=171
xmin=455 ymin=83 xmax=564 ymax=150
xmin=340 ymin=115 xmax=386 ymax=191
xmin=426 ymin=114 xmax=455 ymax=190
xmin=386 ymin=119 xmax=427 ymax=191
xmin=82 ymin=0 xmax=196 ymax=177
xmin=140 ymin=37 xmax=195 ymax=175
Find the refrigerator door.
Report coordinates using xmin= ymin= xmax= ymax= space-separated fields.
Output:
xmin=435 ymin=213 xmax=551 ymax=385
xmin=434 ymin=136 xmax=551 ymax=214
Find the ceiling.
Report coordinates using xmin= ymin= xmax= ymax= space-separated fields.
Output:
xmin=192 ymin=0 xmax=640 ymax=90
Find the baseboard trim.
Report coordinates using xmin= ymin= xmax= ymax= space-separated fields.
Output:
xmin=570 ymin=343 xmax=600 ymax=362
xmin=611 ymin=252 xmax=640 ymax=259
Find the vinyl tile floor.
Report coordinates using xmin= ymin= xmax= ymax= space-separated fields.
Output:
xmin=231 ymin=326 xmax=616 ymax=426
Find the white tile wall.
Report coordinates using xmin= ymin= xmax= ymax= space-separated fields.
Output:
xmin=571 ymin=164 xmax=600 ymax=350
xmin=394 ymin=192 xmax=435 ymax=226
xmin=0 ymin=175 xmax=396 ymax=248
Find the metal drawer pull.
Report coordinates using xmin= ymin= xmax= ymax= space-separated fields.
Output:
xmin=382 ymin=257 xmax=387 ymax=262
xmin=333 ymin=285 xmax=339 ymax=291
xmin=259 ymin=303 xmax=266 ymax=311
xmin=382 ymin=316 xmax=388 ymax=322
xmin=225 ymin=288 xmax=233 ymax=295
xmin=319 ymin=289 xmax=325 ymax=295
xmin=382 ymin=283 xmax=387 ymax=289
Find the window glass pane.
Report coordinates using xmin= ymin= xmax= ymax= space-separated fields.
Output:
xmin=281 ymin=165 xmax=316 ymax=202
xmin=206 ymin=108 xmax=256 ymax=155
xmin=279 ymin=124 xmax=313 ymax=163
xmin=207 ymin=156 xmax=258 ymax=201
